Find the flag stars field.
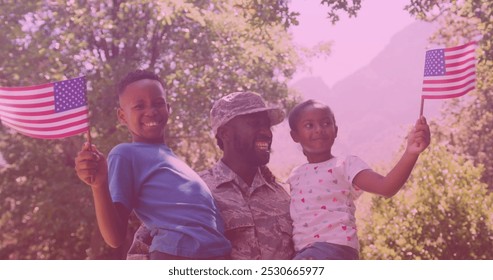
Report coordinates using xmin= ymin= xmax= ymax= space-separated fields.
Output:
xmin=424 ymin=49 xmax=446 ymax=76
xmin=54 ymin=77 xmax=87 ymax=112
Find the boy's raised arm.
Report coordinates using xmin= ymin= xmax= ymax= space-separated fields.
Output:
xmin=75 ymin=144 xmax=130 ymax=248
xmin=353 ymin=116 xmax=431 ymax=198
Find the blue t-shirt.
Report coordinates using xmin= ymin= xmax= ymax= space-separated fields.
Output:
xmin=108 ymin=142 xmax=231 ymax=258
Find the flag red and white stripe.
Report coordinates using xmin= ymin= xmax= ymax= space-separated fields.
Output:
xmin=0 ymin=77 xmax=89 ymax=139
xmin=422 ymin=41 xmax=477 ymax=99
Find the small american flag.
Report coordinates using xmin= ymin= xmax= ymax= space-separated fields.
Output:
xmin=422 ymin=41 xmax=477 ymax=99
xmin=0 ymin=77 xmax=89 ymax=139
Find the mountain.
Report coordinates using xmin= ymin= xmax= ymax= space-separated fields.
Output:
xmin=270 ymin=21 xmax=444 ymax=179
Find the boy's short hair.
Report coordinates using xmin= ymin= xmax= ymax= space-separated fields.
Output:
xmin=288 ymin=99 xmax=336 ymax=130
xmin=117 ymin=70 xmax=165 ymax=96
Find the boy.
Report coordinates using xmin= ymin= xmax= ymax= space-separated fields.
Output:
xmin=75 ymin=70 xmax=231 ymax=259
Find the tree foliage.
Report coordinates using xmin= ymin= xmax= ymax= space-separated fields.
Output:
xmin=359 ymin=144 xmax=493 ymax=260
xmin=320 ymin=0 xmax=361 ymax=24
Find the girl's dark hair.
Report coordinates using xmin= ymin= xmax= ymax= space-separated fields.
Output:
xmin=117 ymin=69 xmax=165 ymax=96
xmin=288 ymin=99 xmax=336 ymax=130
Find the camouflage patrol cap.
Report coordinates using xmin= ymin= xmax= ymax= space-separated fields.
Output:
xmin=210 ymin=91 xmax=285 ymax=135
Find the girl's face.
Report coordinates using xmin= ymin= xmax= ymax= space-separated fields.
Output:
xmin=290 ymin=104 xmax=338 ymax=163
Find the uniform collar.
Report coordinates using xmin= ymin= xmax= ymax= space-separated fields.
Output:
xmin=209 ymin=160 xmax=274 ymax=192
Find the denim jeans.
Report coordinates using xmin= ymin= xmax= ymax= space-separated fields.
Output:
xmin=150 ymin=251 xmax=228 ymax=260
xmin=293 ymin=242 xmax=359 ymax=260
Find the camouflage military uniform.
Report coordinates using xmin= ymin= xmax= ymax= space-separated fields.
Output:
xmin=200 ymin=161 xmax=294 ymax=260
xmin=127 ymin=161 xmax=294 ymax=260
xmin=127 ymin=223 xmax=152 ymax=260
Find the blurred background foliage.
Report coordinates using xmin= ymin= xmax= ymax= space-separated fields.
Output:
xmin=359 ymin=144 xmax=493 ymax=259
xmin=0 ymin=0 xmax=491 ymax=259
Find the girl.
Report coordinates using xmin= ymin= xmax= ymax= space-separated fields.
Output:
xmin=287 ymin=100 xmax=430 ymax=260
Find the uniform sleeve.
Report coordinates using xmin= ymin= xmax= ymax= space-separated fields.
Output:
xmin=126 ymin=224 xmax=151 ymax=260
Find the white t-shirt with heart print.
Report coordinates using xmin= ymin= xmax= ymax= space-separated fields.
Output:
xmin=288 ymin=155 xmax=371 ymax=252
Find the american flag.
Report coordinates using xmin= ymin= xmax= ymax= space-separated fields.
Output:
xmin=422 ymin=41 xmax=477 ymax=99
xmin=0 ymin=77 xmax=89 ymax=139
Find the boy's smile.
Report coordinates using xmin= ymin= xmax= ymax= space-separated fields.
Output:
xmin=118 ymin=79 xmax=170 ymax=144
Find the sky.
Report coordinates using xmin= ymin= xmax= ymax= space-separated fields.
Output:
xmin=269 ymin=0 xmax=423 ymax=176
xmin=289 ymin=0 xmax=416 ymax=87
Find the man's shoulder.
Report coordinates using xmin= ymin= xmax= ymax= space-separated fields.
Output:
xmin=197 ymin=167 xmax=213 ymax=178
xmin=197 ymin=165 xmax=216 ymax=180
xmin=198 ymin=163 xmax=229 ymax=190
xmin=198 ymin=162 xmax=287 ymax=192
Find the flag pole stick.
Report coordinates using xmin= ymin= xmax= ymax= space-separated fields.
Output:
xmin=86 ymin=127 xmax=95 ymax=183
xmin=86 ymin=127 xmax=92 ymax=150
xmin=419 ymin=97 xmax=425 ymax=117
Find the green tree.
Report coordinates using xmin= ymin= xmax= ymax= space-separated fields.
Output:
xmin=358 ymin=144 xmax=493 ymax=259
xmin=319 ymin=0 xmax=361 ymax=24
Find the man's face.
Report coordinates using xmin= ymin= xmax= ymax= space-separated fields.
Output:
xmin=224 ymin=111 xmax=273 ymax=166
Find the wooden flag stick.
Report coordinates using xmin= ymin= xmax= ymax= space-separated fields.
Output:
xmin=86 ymin=128 xmax=92 ymax=150
xmin=86 ymin=127 xmax=95 ymax=183
xmin=419 ymin=97 xmax=425 ymax=117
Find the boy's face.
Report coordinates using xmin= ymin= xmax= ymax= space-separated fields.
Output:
xmin=222 ymin=111 xmax=273 ymax=166
xmin=117 ymin=79 xmax=170 ymax=144
xmin=290 ymin=104 xmax=338 ymax=163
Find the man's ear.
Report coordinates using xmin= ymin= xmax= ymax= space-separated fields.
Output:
xmin=290 ymin=130 xmax=300 ymax=143
xmin=117 ymin=107 xmax=127 ymax=125
xmin=335 ymin=125 xmax=338 ymax=138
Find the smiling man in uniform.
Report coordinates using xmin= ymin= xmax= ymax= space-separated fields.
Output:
xmin=127 ymin=91 xmax=294 ymax=260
